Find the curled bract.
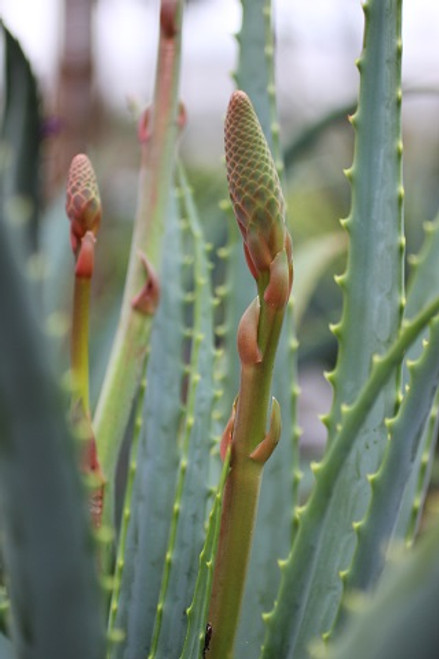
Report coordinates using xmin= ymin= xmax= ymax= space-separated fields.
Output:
xmin=75 ymin=231 xmax=96 ymax=279
xmin=249 ymin=397 xmax=282 ymax=464
xmin=131 ymin=251 xmax=160 ymax=315
xmin=237 ymin=297 xmax=262 ymax=366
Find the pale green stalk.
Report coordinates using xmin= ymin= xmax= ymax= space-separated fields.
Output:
xmin=93 ymin=0 xmax=184 ymax=530
xmin=207 ymin=303 xmax=284 ymax=657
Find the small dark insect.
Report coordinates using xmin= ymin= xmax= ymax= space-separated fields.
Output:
xmin=202 ymin=622 xmax=213 ymax=657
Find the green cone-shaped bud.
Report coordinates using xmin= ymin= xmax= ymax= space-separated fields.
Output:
xmin=66 ymin=154 xmax=102 ymax=256
xmin=225 ymin=90 xmax=286 ymax=278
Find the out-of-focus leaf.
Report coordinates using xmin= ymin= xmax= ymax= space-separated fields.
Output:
xmin=1 ymin=24 xmax=41 ymax=255
xmin=0 ymin=172 xmax=105 ymax=659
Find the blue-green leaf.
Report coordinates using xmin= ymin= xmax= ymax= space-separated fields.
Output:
xmin=293 ymin=232 xmax=347 ymax=329
xmin=1 ymin=24 xmax=41 ymax=256
xmin=109 ymin=193 xmax=184 ymax=658
xmin=322 ymin=513 xmax=439 ymax=659
xmin=334 ymin=315 xmax=439 ymax=620
xmin=181 ymin=454 xmax=230 ymax=659
xmin=395 ymin=217 xmax=439 ymax=540
xmin=262 ymin=2 xmax=406 ymax=654
xmin=0 ymin=163 xmax=105 ymax=659
xmin=262 ymin=295 xmax=439 ymax=659
xmin=148 ymin=165 xmax=216 ymax=657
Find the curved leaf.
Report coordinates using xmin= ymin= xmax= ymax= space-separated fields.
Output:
xmin=1 ymin=24 xmax=41 ymax=255
xmin=109 ymin=194 xmax=184 ymax=658
xmin=0 ymin=167 xmax=104 ymax=659
xmin=334 ymin=315 xmax=439 ymax=623
xmin=322 ymin=514 xmax=439 ymax=659
xmin=262 ymin=295 xmax=439 ymax=658
xmin=148 ymin=165 xmax=216 ymax=657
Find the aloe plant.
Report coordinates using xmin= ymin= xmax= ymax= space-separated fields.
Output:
xmin=2 ymin=0 xmax=439 ymax=658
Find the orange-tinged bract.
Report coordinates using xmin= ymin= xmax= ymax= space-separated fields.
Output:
xmin=225 ymin=90 xmax=287 ymax=279
xmin=66 ymin=154 xmax=102 ymax=256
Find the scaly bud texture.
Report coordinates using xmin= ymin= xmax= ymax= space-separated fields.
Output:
xmin=66 ymin=154 xmax=102 ymax=258
xmin=225 ymin=90 xmax=291 ymax=294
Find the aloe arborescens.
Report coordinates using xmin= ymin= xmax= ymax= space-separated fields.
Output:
xmin=3 ymin=1 xmax=439 ymax=658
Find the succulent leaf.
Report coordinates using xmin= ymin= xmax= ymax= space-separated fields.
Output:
xmin=1 ymin=25 xmax=41 ymax=256
xmin=332 ymin=314 xmax=439 ymax=634
xmin=396 ymin=215 xmax=439 ymax=541
xmin=0 ymin=167 xmax=105 ymax=659
xmin=109 ymin=193 xmax=184 ymax=658
xmin=323 ymin=513 xmax=439 ymax=659
xmin=149 ymin=165 xmax=216 ymax=657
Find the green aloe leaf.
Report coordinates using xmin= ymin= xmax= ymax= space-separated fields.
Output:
xmin=293 ymin=231 xmax=347 ymax=329
xmin=109 ymin=193 xmax=184 ymax=658
xmin=181 ymin=454 xmax=230 ymax=659
xmin=39 ymin=195 xmax=72 ymax=325
xmin=218 ymin=216 xmax=253 ymax=420
xmin=322 ymin=513 xmax=439 ymax=659
xmin=326 ymin=0 xmax=404 ymax=442
xmin=0 ymin=632 xmax=13 ymax=659
xmin=235 ymin=0 xmax=278 ymax=154
xmin=1 ymin=24 xmax=41 ymax=256
xmin=0 ymin=173 xmax=104 ymax=659
xmin=283 ymin=102 xmax=356 ymax=172
xmin=395 ymin=216 xmax=439 ymax=540
xmin=333 ymin=314 xmax=439 ymax=625
xmin=261 ymin=1 xmax=406 ymax=654
xmin=148 ymin=165 xmax=216 ymax=657
xmin=262 ymin=295 xmax=439 ymax=658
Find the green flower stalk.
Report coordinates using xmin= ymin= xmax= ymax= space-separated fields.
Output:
xmin=207 ymin=91 xmax=293 ymax=658
xmin=66 ymin=154 xmax=104 ymax=527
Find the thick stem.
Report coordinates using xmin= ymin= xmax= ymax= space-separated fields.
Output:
xmin=208 ymin=454 xmax=263 ymax=658
xmin=207 ymin=299 xmax=284 ymax=658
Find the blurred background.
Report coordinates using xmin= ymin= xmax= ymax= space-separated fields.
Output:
xmin=2 ymin=0 xmax=439 ymax=456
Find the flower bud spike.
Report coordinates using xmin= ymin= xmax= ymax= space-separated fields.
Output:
xmin=66 ymin=154 xmax=102 ymax=257
xmin=224 ymin=90 xmax=289 ymax=280
xmin=209 ymin=91 xmax=293 ymax=657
